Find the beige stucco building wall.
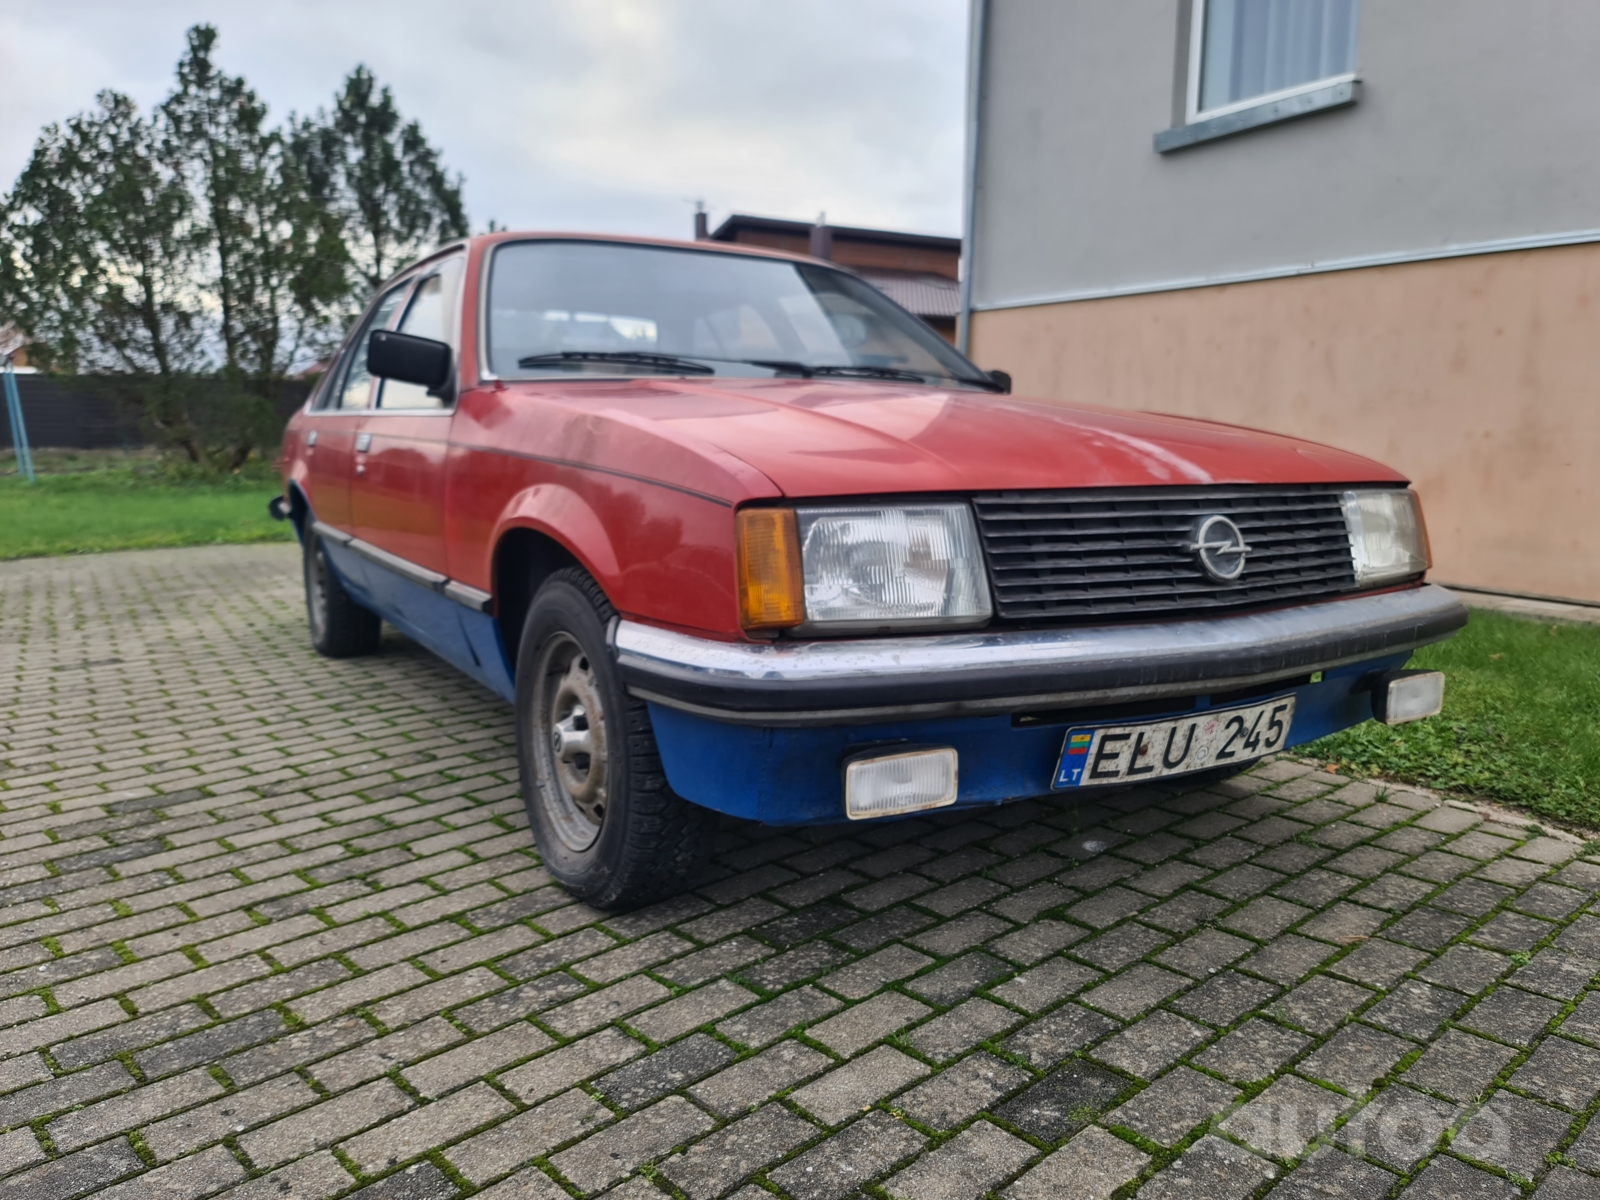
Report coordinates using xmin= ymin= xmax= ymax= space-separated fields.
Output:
xmin=971 ymin=244 xmax=1600 ymax=604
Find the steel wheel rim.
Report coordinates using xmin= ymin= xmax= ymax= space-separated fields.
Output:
xmin=533 ymin=631 xmax=608 ymax=852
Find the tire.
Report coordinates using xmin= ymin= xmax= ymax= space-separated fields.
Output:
xmin=516 ymin=567 xmax=718 ymax=909
xmin=303 ymin=526 xmax=381 ymax=658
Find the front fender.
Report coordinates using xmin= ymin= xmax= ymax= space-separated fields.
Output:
xmin=492 ymin=482 xmax=622 ymax=593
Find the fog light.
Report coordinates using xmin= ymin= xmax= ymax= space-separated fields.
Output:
xmin=1375 ymin=670 xmax=1445 ymax=725
xmin=844 ymin=746 xmax=958 ymax=819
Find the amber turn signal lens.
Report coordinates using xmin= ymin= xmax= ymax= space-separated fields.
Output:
xmin=737 ymin=507 xmax=804 ymax=630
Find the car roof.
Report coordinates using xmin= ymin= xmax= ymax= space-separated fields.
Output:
xmin=381 ymin=231 xmax=838 ymax=300
xmin=475 ymin=230 xmax=824 ymax=264
xmin=414 ymin=230 xmax=825 ymax=274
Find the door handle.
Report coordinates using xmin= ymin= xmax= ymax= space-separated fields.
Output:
xmin=355 ymin=433 xmax=371 ymax=452
xmin=307 ymin=430 xmax=318 ymax=447
xmin=356 ymin=464 xmax=365 ymax=476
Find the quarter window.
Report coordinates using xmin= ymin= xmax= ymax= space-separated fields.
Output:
xmin=1191 ymin=0 xmax=1358 ymax=121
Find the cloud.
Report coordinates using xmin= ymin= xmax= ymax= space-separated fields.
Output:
xmin=0 ymin=0 xmax=967 ymax=240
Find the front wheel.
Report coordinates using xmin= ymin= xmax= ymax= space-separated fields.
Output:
xmin=515 ymin=568 xmax=718 ymax=909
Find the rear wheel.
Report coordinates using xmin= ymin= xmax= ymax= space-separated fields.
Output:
xmin=303 ymin=527 xmax=381 ymax=658
xmin=516 ymin=568 xmax=718 ymax=909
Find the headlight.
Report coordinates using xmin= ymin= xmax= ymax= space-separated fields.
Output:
xmin=1342 ymin=489 xmax=1431 ymax=586
xmin=796 ymin=503 xmax=992 ymax=631
xmin=735 ymin=502 xmax=992 ymax=632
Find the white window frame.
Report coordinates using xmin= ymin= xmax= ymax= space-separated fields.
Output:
xmin=1185 ymin=0 xmax=1358 ymax=124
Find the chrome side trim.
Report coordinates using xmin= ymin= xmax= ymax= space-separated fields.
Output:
xmin=311 ymin=521 xmax=489 ymax=611
xmin=311 ymin=520 xmax=352 ymax=547
xmin=444 ymin=581 xmax=494 ymax=613
xmin=345 ymin=538 xmax=446 ymax=590
xmin=614 ymin=584 xmax=1469 ymax=726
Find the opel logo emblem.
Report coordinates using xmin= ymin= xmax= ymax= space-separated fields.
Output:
xmin=1187 ymin=515 xmax=1252 ymax=582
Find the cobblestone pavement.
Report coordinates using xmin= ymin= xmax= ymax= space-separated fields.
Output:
xmin=4 ymin=545 xmax=1600 ymax=1200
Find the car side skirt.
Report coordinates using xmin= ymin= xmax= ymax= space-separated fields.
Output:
xmin=318 ymin=533 xmax=515 ymax=703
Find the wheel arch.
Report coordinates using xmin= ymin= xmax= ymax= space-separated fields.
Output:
xmin=492 ymin=526 xmax=587 ymax=665
xmin=487 ymin=479 xmax=626 ymax=666
xmin=285 ymin=480 xmax=311 ymax=540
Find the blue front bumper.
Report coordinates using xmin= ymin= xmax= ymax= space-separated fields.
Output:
xmin=646 ymin=651 xmax=1410 ymax=825
xmin=624 ymin=584 xmax=1467 ymax=825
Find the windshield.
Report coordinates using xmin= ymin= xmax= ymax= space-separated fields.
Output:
xmin=485 ymin=240 xmax=992 ymax=388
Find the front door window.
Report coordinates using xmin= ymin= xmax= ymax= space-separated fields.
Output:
xmin=378 ymin=257 xmax=464 ymax=410
xmin=337 ymin=284 xmax=410 ymax=411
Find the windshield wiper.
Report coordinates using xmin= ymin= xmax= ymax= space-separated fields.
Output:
xmin=520 ymin=353 xmax=1005 ymax=392
xmin=809 ymin=364 xmax=943 ymax=384
xmin=740 ymin=359 xmax=1005 ymax=391
xmin=515 ymin=351 xmax=715 ymax=375
xmin=734 ymin=360 xmax=935 ymax=384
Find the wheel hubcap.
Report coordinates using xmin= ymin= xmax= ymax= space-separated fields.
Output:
xmin=533 ymin=633 xmax=608 ymax=852
xmin=551 ymin=703 xmax=592 ymax=766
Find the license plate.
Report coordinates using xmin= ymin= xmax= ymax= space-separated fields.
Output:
xmin=1054 ymin=696 xmax=1296 ymax=788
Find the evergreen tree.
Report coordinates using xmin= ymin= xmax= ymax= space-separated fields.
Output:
xmin=0 ymin=91 xmax=202 ymax=378
xmin=293 ymin=65 xmax=468 ymax=293
xmin=162 ymin=26 xmax=350 ymax=392
xmin=0 ymin=26 xmax=467 ymax=465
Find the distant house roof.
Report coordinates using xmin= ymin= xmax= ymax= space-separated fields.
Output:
xmin=857 ymin=271 xmax=961 ymax=319
xmin=704 ymin=213 xmax=962 ymax=328
xmin=708 ymin=214 xmax=961 ymax=256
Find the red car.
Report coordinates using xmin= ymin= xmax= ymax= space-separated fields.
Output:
xmin=274 ymin=232 xmax=1466 ymax=909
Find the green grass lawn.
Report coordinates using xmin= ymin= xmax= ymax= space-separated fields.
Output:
xmin=1310 ymin=608 xmax=1600 ymax=828
xmin=0 ymin=454 xmax=293 ymax=560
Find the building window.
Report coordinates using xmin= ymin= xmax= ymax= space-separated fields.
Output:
xmin=1190 ymin=0 xmax=1358 ymax=122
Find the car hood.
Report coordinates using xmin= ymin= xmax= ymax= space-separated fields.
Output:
xmin=591 ymin=377 xmax=1405 ymax=498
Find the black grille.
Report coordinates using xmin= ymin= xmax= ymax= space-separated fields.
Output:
xmin=973 ymin=485 xmax=1360 ymax=622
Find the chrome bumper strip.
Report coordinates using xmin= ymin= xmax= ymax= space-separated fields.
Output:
xmin=613 ymin=584 xmax=1469 ymax=726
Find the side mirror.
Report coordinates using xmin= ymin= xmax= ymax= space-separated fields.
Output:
xmin=369 ymin=330 xmax=452 ymax=395
xmin=987 ymin=369 xmax=1012 ymax=394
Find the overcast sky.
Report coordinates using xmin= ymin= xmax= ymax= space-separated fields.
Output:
xmin=0 ymin=0 xmax=970 ymax=241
